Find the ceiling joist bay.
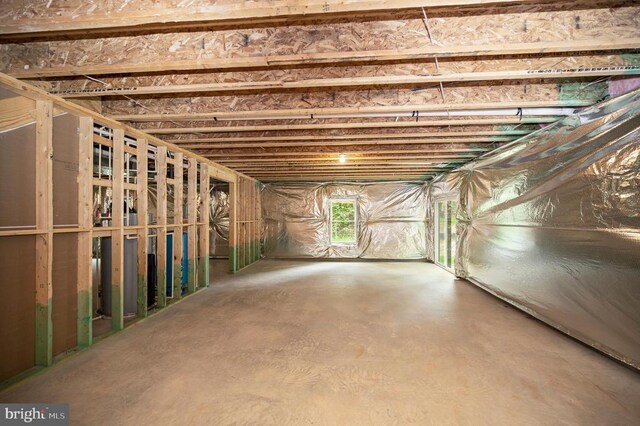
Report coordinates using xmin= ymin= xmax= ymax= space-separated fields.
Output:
xmin=54 ymin=66 xmax=640 ymax=98
xmin=9 ymin=39 xmax=639 ymax=79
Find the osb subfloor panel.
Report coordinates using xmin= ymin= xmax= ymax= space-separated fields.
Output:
xmin=1 ymin=260 xmax=639 ymax=425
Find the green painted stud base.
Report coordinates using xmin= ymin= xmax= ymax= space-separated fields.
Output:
xmin=111 ymin=284 xmax=124 ymax=331
xmin=187 ymin=260 xmax=196 ymax=293
xmin=157 ymin=272 xmax=167 ymax=308
xmin=230 ymin=246 xmax=238 ymax=273
xmin=35 ymin=300 xmax=52 ymax=367
xmin=77 ymin=290 xmax=92 ymax=348
xmin=173 ymin=262 xmax=183 ymax=299
xmin=136 ymin=273 xmax=148 ymax=319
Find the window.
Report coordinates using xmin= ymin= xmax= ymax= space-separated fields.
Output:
xmin=330 ymin=199 xmax=357 ymax=244
xmin=435 ymin=198 xmax=458 ymax=272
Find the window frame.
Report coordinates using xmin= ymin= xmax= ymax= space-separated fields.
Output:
xmin=329 ymin=198 xmax=358 ymax=246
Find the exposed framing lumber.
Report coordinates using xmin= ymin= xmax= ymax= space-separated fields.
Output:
xmin=187 ymin=159 xmax=197 ymax=292
xmin=143 ymin=117 xmax=557 ymax=134
xmin=34 ymin=99 xmax=54 ymax=367
xmin=0 ymin=0 xmax=537 ymax=41
xmin=136 ymin=138 xmax=149 ymax=317
xmin=254 ymin=182 xmax=261 ymax=263
xmin=198 ymin=164 xmax=210 ymax=288
xmin=111 ymin=129 xmax=125 ymax=331
xmin=177 ymin=136 xmax=513 ymax=149
xmin=10 ymin=39 xmax=640 ymax=79
xmin=166 ymin=130 xmax=532 ymax=144
xmin=258 ymin=175 xmax=434 ymax=181
xmin=173 ymin=152 xmax=184 ymax=300
xmin=236 ymin=166 xmax=446 ymax=172
xmin=111 ymin=101 xmax=588 ymax=123
xmin=204 ymin=149 xmax=487 ymax=158
xmin=56 ymin=66 xmax=640 ymax=98
xmin=0 ymin=95 xmax=35 ymax=131
xmin=216 ymin=155 xmax=473 ymax=163
xmin=0 ymin=73 xmax=243 ymax=184
xmin=239 ymin=178 xmax=245 ymax=270
xmin=229 ymin=180 xmax=238 ymax=272
xmin=77 ymin=116 xmax=93 ymax=348
xmin=156 ymin=146 xmax=168 ymax=308
xmin=0 ymin=75 xmax=264 ymax=383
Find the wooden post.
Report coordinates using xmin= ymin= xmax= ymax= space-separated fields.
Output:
xmin=187 ymin=159 xmax=197 ymax=292
xmin=228 ymin=180 xmax=237 ymax=273
xmin=156 ymin=146 xmax=167 ymax=308
xmin=244 ymin=178 xmax=249 ymax=267
xmin=136 ymin=138 xmax=148 ymax=317
xmin=198 ymin=164 xmax=210 ymax=288
xmin=111 ymin=129 xmax=125 ymax=331
xmin=173 ymin=152 xmax=184 ymax=299
xmin=76 ymin=116 xmax=93 ymax=347
xmin=240 ymin=178 xmax=246 ymax=270
xmin=247 ymin=179 xmax=254 ymax=265
xmin=255 ymin=181 xmax=261 ymax=262
xmin=35 ymin=100 xmax=53 ymax=366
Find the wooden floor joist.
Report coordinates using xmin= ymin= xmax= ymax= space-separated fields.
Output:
xmin=255 ymin=175 xmax=436 ymax=181
xmin=55 ymin=66 xmax=640 ymax=98
xmin=215 ymin=155 xmax=475 ymax=163
xmin=144 ymin=117 xmax=556 ymax=134
xmin=177 ymin=136 xmax=513 ymax=149
xmin=0 ymin=0 xmax=541 ymax=41
xmin=110 ymin=101 xmax=587 ymax=122
xmin=227 ymin=160 xmax=460 ymax=167
xmin=165 ymin=130 xmax=532 ymax=144
xmin=202 ymin=148 xmax=489 ymax=158
xmin=9 ymin=39 xmax=640 ymax=79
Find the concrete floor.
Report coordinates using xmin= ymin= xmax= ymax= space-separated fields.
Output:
xmin=1 ymin=260 xmax=639 ymax=425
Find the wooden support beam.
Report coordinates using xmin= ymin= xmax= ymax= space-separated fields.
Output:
xmin=242 ymin=179 xmax=248 ymax=269
xmin=136 ymin=138 xmax=149 ymax=317
xmin=229 ymin=180 xmax=238 ymax=273
xmin=156 ymin=146 xmax=168 ymax=308
xmin=76 ymin=116 xmax=93 ymax=348
xmin=35 ymin=100 xmax=53 ymax=367
xmin=0 ymin=0 xmax=538 ymax=42
xmin=238 ymin=166 xmax=445 ymax=172
xmin=247 ymin=181 xmax=252 ymax=264
xmin=0 ymin=95 xmax=35 ymax=131
xmin=57 ymin=66 xmax=640 ymax=98
xmin=166 ymin=130 xmax=531 ymax=144
xmin=259 ymin=175 xmax=434 ymax=181
xmin=112 ymin=100 xmax=586 ymax=122
xmin=178 ymin=136 xmax=513 ymax=149
xmin=206 ymin=148 xmax=487 ymax=158
xmin=173 ymin=152 xmax=184 ymax=299
xmin=111 ymin=129 xmax=125 ymax=331
xmin=144 ymin=117 xmax=556 ymax=134
xmin=217 ymin=156 xmax=473 ymax=163
xmin=255 ymin=182 xmax=262 ymax=263
xmin=252 ymin=169 xmax=438 ymax=175
xmin=12 ymin=39 xmax=640 ymax=79
xmin=187 ymin=159 xmax=197 ymax=292
xmin=198 ymin=164 xmax=210 ymax=288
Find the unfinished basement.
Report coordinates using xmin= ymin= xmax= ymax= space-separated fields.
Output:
xmin=0 ymin=0 xmax=639 ymax=424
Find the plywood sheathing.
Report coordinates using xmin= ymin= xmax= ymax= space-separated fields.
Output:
xmin=100 ymin=83 xmax=568 ymax=120
xmin=1 ymin=2 xmax=638 ymax=72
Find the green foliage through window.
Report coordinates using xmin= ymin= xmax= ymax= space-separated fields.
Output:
xmin=330 ymin=200 xmax=356 ymax=244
